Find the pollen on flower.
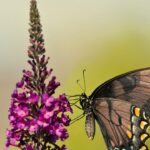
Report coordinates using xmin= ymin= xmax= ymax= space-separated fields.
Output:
xmin=44 ymin=111 xmax=54 ymax=119
xmin=6 ymin=0 xmax=72 ymax=149
xmin=17 ymin=109 xmax=28 ymax=117
xmin=45 ymin=96 xmax=55 ymax=107
xmin=29 ymin=124 xmax=38 ymax=133
xmin=56 ymin=128 xmax=63 ymax=137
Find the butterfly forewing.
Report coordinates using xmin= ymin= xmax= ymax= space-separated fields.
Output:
xmin=90 ymin=68 xmax=150 ymax=116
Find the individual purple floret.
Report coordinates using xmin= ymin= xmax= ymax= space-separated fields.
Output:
xmin=5 ymin=0 xmax=72 ymax=149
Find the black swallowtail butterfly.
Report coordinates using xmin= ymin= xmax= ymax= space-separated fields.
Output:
xmin=70 ymin=67 xmax=150 ymax=150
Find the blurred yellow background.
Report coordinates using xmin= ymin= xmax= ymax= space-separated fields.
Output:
xmin=1 ymin=0 xmax=150 ymax=149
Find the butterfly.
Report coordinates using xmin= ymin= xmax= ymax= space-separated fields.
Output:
xmin=70 ymin=68 xmax=150 ymax=150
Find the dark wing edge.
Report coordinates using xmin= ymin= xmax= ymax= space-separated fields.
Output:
xmin=90 ymin=67 xmax=150 ymax=99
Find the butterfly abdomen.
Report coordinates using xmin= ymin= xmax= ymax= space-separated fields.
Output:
xmin=85 ymin=112 xmax=95 ymax=140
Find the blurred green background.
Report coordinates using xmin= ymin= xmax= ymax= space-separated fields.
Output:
xmin=1 ymin=0 xmax=150 ymax=149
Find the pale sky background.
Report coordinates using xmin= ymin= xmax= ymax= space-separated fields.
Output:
xmin=1 ymin=0 xmax=150 ymax=149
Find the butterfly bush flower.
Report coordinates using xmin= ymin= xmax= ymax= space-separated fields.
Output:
xmin=6 ymin=0 xmax=72 ymax=149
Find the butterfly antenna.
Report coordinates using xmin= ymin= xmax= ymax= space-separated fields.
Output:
xmin=77 ymin=79 xmax=84 ymax=92
xmin=83 ymin=69 xmax=86 ymax=93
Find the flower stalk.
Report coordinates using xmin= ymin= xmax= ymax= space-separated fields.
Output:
xmin=6 ymin=0 xmax=72 ymax=150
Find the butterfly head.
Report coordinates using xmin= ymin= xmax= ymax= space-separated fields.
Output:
xmin=80 ymin=93 xmax=92 ymax=113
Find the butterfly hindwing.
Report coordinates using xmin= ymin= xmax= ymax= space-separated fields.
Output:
xmin=94 ymin=98 xmax=133 ymax=149
xmin=93 ymin=98 xmax=150 ymax=150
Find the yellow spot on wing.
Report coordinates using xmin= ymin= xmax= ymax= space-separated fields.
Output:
xmin=140 ymin=133 xmax=148 ymax=141
xmin=126 ymin=130 xmax=132 ymax=139
xmin=140 ymin=121 xmax=148 ymax=129
xmin=134 ymin=107 xmax=140 ymax=117
xmin=140 ymin=146 xmax=147 ymax=150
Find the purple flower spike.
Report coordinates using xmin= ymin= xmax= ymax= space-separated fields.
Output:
xmin=6 ymin=0 xmax=72 ymax=150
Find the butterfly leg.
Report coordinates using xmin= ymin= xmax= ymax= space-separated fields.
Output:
xmin=72 ymin=104 xmax=82 ymax=110
xmin=70 ymin=99 xmax=80 ymax=105
xmin=70 ymin=114 xmax=85 ymax=124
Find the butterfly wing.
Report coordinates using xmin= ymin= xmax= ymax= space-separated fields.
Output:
xmin=90 ymin=67 xmax=150 ymax=115
xmin=93 ymin=98 xmax=149 ymax=150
